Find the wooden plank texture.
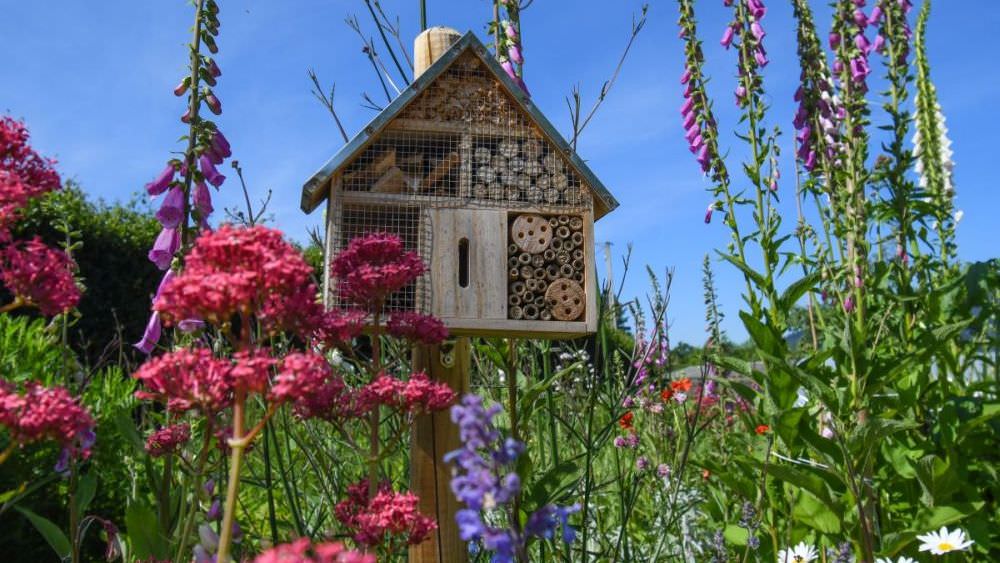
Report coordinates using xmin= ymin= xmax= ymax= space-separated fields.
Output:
xmin=409 ymin=339 xmax=470 ymax=563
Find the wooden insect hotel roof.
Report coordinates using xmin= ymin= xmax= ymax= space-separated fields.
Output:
xmin=299 ymin=31 xmax=619 ymax=219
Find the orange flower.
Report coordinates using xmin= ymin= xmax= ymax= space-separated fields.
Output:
xmin=618 ymin=412 xmax=634 ymax=430
xmin=670 ymin=378 xmax=692 ymax=393
xmin=755 ymin=424 xmax=770 ymax=435
xmin=660 ymin=388 xmax=674 ymax=402
xmin=701 ymin=468 xmax=711 ymax=481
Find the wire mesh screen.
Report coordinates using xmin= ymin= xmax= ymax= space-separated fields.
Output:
xmin=337 ymin=51 xmax=592 ymax=210
xmin=329 ymin=204 xmax=428 ymax=314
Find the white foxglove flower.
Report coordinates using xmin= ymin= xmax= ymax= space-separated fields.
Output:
xmin=913 ymin=91 xmax=956 ymax=195
xmin=916 ymin=526 xmax=974 ymax=554
xmin=954 ymin=209 xmax=964 ymax=223
xmin=777 ymin=542 xmax=818 ymax=562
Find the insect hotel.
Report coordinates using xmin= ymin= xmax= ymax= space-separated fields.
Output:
xmin=300 ymin=28 xmax=618 ymax=338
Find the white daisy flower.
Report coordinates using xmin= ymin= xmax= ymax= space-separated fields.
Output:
xmin=777 ymin=541 xmax=818 ymax=562
xmin=916 ymin=526 xmax=974 ymax=554
xmin=876 ymin=557 xmax=915 ymax=563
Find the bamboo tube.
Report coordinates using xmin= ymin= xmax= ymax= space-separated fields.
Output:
xmin=508 ymin=243 xmax=520 ymax=254
xmin=525 ymin=279 xmax=537 ymax=292
xmin=571 ymin=232 xmax=584 ymax=247
xmin=509 ymin=267 xmax=520 ymax=280
xmin=571 ymin=258 xmax=584 ymax=272
xmin=557 ymin=215 xmax=570 ymax=225
xmin=535 ymin=279 xmax=548 ymax=293
xmin=509 ymin=305 xmax=524 ymax=320
xmin=520 ymin=265 xmax=533 ymax=280
xmin=572 ymin=248 xmax=584 ymax=262
xmin=556 ymin=251 xmax=570 ymax=265
xmin=508 ymin=256 xmax=519 ymax=269
xmin=533 ymin=295 xmax=545 ymax=308
xmin=555 ymin=225 xmax=571 ymax=240
xmin=508 ymin=294 xmax=522 ymax=307
xmin=573 ymin=271 xmax=584 ymax=282
xmin=543 ymin=249 xmax=556 ymax=262
xmin=522 ymin=291 xmax=535 ymax=303
xmin=517 ymin=252 xmax=532 ymax=265
xmin=531 ymin=254 xmax=545 ymax=268
xmin=560 ymin=264 xmax=574 ymax=277
xmin=548 ymin=217 xmax=559 ymax=228
xmin=511 ymin=281 xmax=526 ymax=296
xmin=522 ymin=304 xmax=539 ymax=320
xmin=569 ymin=216 xmax=583 ymax=230
xmin=540 ymin=309 xmax=552 ymax=321
xmin=533 ymin=267 xmax=546 ymax=280
xmin=551 ymin=238 xmax=563 ymax=251
xmin=545 ymin=264 xmax=559 ymax=280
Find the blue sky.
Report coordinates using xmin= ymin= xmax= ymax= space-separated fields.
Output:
xmin=3 ymin=1 xmax=998 ymax=344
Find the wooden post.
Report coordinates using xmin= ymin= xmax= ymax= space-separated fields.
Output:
xmin=409 ymin=338 xmax=470 ymax=563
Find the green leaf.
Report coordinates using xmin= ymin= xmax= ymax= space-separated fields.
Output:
xmin=779 ymin=271 xmax=821 ymax=312
xmin=523 ymin=459 xmax=580 ymax=510
xmin=14 ymin=506 xmax=71 ymax=559
xmin=76 ymin=473 xmax=98 ymax=515
xmin=719 ymin=253 xmax=768 ymax=289
xmin=113 ymin=408 xmax=146 ymax=453
xmin=775 ymin=408 xmax=806 ymax=449
xmin=723 ymin=524 xmax=749 ymax=547
xmin=125 ymin=502 xmax=168 ymax=559
xmin=764 ymin=462 xmax=835 ymax=511
xmin=792 ymin=491 xmax=841 ymax=534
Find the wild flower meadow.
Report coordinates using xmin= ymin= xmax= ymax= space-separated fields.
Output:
xmin=1 ymin=0 xmax=997 ymax=562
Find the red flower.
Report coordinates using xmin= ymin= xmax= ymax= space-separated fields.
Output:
xmin=271 ymin=352 xmax=356 ymax=420
xmin=1 ymin=237 xmax=80 ymax=315
xmin=386 ymin=311 xmax=449 ymax=345
xmin=618 ymin=411 xmax=635 ymax=430
xmin=253 ymin=537 xmax=374 ymax=563
xmin=670 ymin=378 xmax=692 ymax=393
xmin=132 ymin=348 xmax=233 ymax=414
xmin=145 ymin=423 xmax=191 ymax=457
xmin=312 ymin=309 xmax=366 ymax=349
xmin=0 ymin=381 xmax=94 ymax=458
xmin=0 ymin=116 xmax=60 ymax=201
xmin=660 ymin=388 xmax=674 ymax=402
xmin=334 ymin=480 xmax=436 ymax=548
xmin=330 ymin=233 xmax=426 ymax=307
xmin=155 ymin=225 xmax=320 ymax=333
xmin=755 ymin=424 xmax=770 ymax=435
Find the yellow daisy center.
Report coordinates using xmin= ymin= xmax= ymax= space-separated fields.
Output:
xmin=793 ymin=557 xmax=805 ymax=563
xmin=937 ymin=542 xmax=954 ymax=551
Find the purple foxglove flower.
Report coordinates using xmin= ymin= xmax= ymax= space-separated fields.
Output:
xmin=793 ymin=106 xmax=807 ymax=129
xmin=684 ymin=124 xmax=701 ymax=142
xmin=868 ymin=5 xmax=883 ymax=24
xmin=735 ymin=85 xmax=747 ymax=104
xmin=751 ymin=21 xmax=766 ymax=40
xmin=833 ymin=59 xmax=845 ymax=74
xmin=853 ymin=9 xmax=868 ymax=28
xmin=797 ymin=124 xmax=812 ymax=144
xmin=680 ymin=96 xmax=695 ymax=116
xmin=148 ymin=227 xmax=180 ymax=270
xmin=194 ymin=181 xmax=213 ymax=222
xmin=689 ymin=134 xmax=704 ymax=153
xmin=747 ymin=0 xmax=766 ymax=18
xmin=178 ymin=319 xmax=206 ymax=333
xmin=754 ymin=47 xmax=769 ymax=67
xmin=704 ymin=204 xmax=715 ymax=224
xmin=843 ymin=296 xmax=855 ymax=313
xmin=793 ymin=86 xmax=804 ymax=102
xmin=508 ymin=44 xmax=523 ymax=65
xmin=720 ymin=25 xmax=736 ymax=48
xmin=174 ymin=80 xmax=189 ymax=97
xmin=683 ymin=81 xmax=694 ymax=97
xmin=181 ymin=108 xmax=191 ymax=123
xmin=697 ymin=145 xmax=711 ymax=171
xmin=854 ymin=33 xmax=870 ymax=52
xmin=849 ymin=57 xmax=870 ymax=82
xmin=504 ymin=23 xmax=518 ymax=41
xmin=500 ymin=59 xmax=516 ymax=81
xmin=872 ymin=34 xmax=885 ymax=53
xmin=203 ymin=479 xmax=216 ymax=496
xmin=211 ymin=130 xmax=232 ymax=158
xmin=198 ymin=523 xmax=219 ymax=553
xmin=805 ymin=150 xmax=817 ymax=170
xmin=680 ymin=68 xmax=692 ymax=84
xmin=829 ymin=31 xmax=841 ymax=48
xmin=155 ymin=186 xmax=185 ymax=229
xmin=683 ymin=111 xmax=697 ymax=130
xmin=199 ymin=155 xmax=226 ymax=187
xmin=134 ymin=311 xmax=161 ymax=354
xmin=206 ymin=499 xmax=222 ymax=521
xmin=205 ymin=147 xmax=224 ymax=165
xmin=769 ymin=178 xmax=778 ymax=191
xmin=205 ymin=92 xmax=222 ymax=115
xmin=208 ymin=58 xmax=222 ymax=78
xmin=145 ymin=163 xmax=176 ymax=196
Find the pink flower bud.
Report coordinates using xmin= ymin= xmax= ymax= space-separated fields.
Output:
xmin=174 ymin=80 xmax=189 ymax=97
xmin=205 ymin=92 xmax=222 ymax=115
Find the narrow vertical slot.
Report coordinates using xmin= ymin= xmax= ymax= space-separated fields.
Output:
xmin=458 ymin=237 xmax=470 ymax=288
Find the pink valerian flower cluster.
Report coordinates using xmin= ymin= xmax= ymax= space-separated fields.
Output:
xmin=0 ymin=117 xmax=80 ymax=316
xmin=132 ymin=348 xmax=234 ymax=415
xmin=0 ymin=237 xmax=80 ymax=315
xmin=145 ymin=423 xmax=191 ymax=457
xmin=386 ymin=311 xmax=449 ymax=345
xmin=357 ymin=372 xmax=457 ymax=415
xmin=330 ymin=233 xmax=426 ymax=309
xmin=0 ymin=381 xmax=95 ymax=460
xmin=155 ymin=225 xmax=321 ymax=332
xmin=271 ymin=352 xmax=355 ymax=420
xmin=334 ymin=480 xmax=437 ymax=548
xmin=253 ymin=538 xmax=374 ymax=563
xmin=312 ymin=309 xmax=366 ymax=350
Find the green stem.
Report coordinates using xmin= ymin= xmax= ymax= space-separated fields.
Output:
xmin=216 ymin=393 xmax=246 ymax=563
